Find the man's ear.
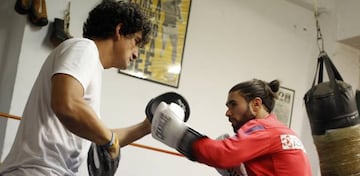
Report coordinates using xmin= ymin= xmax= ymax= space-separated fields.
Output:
xmin=114 ymin=24 xmax=122 ymax=40
xmin=252 ymin=97 xmax=263 ymax=112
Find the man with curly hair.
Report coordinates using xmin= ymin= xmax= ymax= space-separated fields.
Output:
xmin=0 ymin=1 xmax=152 ymax=175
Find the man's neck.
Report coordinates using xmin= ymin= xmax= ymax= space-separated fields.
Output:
xmin=255 ymin=108 xmax=270 ymax=119
xmin=93 ymin=38 xmax=114 ymax=69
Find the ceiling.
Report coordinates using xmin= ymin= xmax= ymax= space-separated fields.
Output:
xmin=285 ymin=0 xmax=330 ymax=12
xmin=286 ymin=0 xmax=360 ymax=50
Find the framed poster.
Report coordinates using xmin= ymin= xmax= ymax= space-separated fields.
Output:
xmin=119 ymin=0 xmax=192 ymax=88
xmin=273 ymin=87 xmax=295 ymax=127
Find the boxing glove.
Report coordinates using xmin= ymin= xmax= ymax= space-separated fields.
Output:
xmin=146 ymin=92 xmax=190 ymax=122
xmin=215 ymin=134 xmax=247 ymax=176
xmin=151 ymin=102 xmax=204 ymax=160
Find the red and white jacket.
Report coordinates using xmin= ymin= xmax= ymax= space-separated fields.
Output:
xmin=192 ymin=114 xmax=312 ymax=176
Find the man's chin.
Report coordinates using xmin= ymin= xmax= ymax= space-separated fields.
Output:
xmin=232 ymin=121 xmax=246 ymax=133
xmin=232 ymin=124 xmax=240 ymax=133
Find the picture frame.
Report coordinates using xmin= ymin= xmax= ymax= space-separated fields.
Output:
xmin=118 ymin=0 xmax=192 ymax=88
xmin=273 ymin=86 xmax=295 ymax=127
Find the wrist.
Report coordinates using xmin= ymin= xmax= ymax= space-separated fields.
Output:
xmin=142 ymin=119 xmax=151 ymax=134
xmin=100 ymin=131 xmax=115 ymax=148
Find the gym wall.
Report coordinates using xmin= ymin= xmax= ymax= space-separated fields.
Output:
xmin=1 ymin=0 xmax=360 ymax=176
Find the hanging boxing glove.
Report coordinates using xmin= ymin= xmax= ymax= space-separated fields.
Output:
xmin=29 ymin=0 xmax=48 ymax=26
xmin=50 ymin=18 xmax=73 ymax=47
xmin=15 ymin=0 xmax=32 ymax=14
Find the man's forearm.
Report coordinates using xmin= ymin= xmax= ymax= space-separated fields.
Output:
xmin=54 ymin=99 xmax=112 ymax=145
xmin=113 ymin=119 xmax=151 ymax=147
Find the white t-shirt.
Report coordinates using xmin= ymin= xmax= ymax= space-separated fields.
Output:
xmin=0 ymin=38 xmax=104 ymax=176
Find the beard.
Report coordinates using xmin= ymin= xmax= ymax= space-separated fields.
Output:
xmin=232 ymin=106 xmax=256 ymax=133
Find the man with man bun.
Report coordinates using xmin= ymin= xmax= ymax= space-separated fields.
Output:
xmin=147 ymin=79 xmax=312 ymax=176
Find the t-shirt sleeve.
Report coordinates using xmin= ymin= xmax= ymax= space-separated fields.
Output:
xmin=192 ymin=126 xmax=271 ymax=169
xmin=52 ymin=41 xmax=99 ymax=90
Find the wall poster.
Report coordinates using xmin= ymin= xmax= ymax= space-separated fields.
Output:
xmin=273 ymin=87 xmax=295 ymax=127
xmin=119 ymin=0 xmax=192 ymax=88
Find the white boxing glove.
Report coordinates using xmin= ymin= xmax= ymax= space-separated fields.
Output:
xmin=151 ymin=102 xmax=204 ymax=160
xmin=151 ymin=102 xmax=187 ymax=148
xmin=215 ymin=134 xmax=248 ymax=176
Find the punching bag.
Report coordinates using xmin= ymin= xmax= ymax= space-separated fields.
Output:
xmin=304 ymin=52 xmax=360 ymax=175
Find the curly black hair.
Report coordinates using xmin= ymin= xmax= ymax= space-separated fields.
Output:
xmin=83 ymin=0 xmax=151 ymax=47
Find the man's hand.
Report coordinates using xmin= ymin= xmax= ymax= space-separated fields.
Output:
xmin=145 ymin=92 xmax=190 ymax=122
xmin=87 ymin=132 xmax=121 ymax=176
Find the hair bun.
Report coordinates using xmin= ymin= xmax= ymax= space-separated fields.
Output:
xmin=269 ymin=80 xmax=280 ymax=92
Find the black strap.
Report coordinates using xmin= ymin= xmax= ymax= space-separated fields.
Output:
xmin=311 ymin=52 xmax=324 ymax=87
xmin=326 ymin=55 xmax=343 ymax=81
xmin=318 ymin=54 xmax=324 ymax=84
xmin=312 ymin=52 xmax=344 ymax=88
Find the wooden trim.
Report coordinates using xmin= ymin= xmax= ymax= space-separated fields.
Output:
xmin=0 ymin=112 xmax=21 ymax=121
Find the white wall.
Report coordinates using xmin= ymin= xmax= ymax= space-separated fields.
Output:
xmin=1 ymin=0 xmax=360 ymax=176
xmin=0 ymin=0 xmax=26 ymax=161
xmin=336 ymin=0 xmax=360 ymax=40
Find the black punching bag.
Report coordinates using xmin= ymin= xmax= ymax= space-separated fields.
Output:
xmin=304 ymin=52 xmax=360 ymax=175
